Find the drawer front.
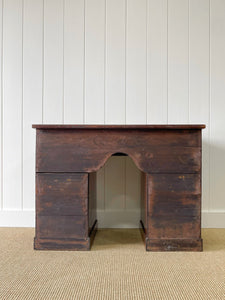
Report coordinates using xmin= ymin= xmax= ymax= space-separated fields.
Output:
xmin=36 ymin=173 xmax=88 ymax=216
xmin=133 ymin=146 xmax=201 ymax=174
xmin=147 ymin=173 xmax=201 ymax=239
xmin=36 ymin=215 xmax=88 ymax=239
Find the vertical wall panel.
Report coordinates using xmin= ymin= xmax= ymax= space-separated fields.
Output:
xmin=189 ymin=0 xmax=210 ymax=212
xmin=43 ymin=0 xmax=64 ymax=123
xmin=168 ymin=0 xmax=189 ymax=123
xmin=105 ymin=0 xmax=125 ymax=124
xmin=85 ymin=0 xmax=105 ymax=124
xmin=64 ymin=0 xmax=84 ymax=124
xmin=210 ymin=0 xmax=225 ymax=211
xmin=162 ymin=0 xmax=168 ymax=124
xmin=147 ymin=0 xmax=167 ymax=124
xmin=126 ymin=0 xmax=147 ymax=124
xmin=0 ymin=0 xmax=2 ymax=209
xmin=2 ymin=0 xmax=23 ymax=209
xmin=23 ymin=0 xmax=43 ymax=210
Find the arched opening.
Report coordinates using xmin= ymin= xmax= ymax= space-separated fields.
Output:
xmin=89 ymin=152 xmax=146 ymax=248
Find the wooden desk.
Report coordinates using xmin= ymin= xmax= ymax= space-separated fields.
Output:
xmin=33 ymin=125 xmax=205 ymax=251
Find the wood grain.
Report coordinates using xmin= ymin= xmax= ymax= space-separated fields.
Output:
xmin=88 ymin=172 xmax=97 ymax=234
xmin=36 ymin=215 xmax=88 ymax=239
xmin=3 ymin=0 xmax=23 ymax=210
xmin=34 ymin=237 xmax=90 ymax=251
xmin=147 ymin=174 xmax=201 ymax=240
xmin=36 ymin=173 xmax=88 ymax=216
xmin=34 ymin=125 xmax=204 ymax=251
xmin=36 ymin=129 xmax=202 ymax=173
xmin=146 ymin=238 xmax=203 ymax=251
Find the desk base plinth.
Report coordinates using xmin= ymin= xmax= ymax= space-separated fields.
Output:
xmin=34 ymin=219 xmax=98 ymax=251
xmin=34 ymin=237 xmax=90 ymax=251
xmin=146 ymin=238 xmax=203 ymax=252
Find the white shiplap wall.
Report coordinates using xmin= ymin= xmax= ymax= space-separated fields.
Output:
xmin=0 ymin=0 xmax=225 ymax=228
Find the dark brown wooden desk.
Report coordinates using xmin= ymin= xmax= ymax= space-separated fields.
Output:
xmin=33 ymin=124 xmax=205 ymax=251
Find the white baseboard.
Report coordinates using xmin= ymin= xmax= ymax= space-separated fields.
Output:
xmin=0 ymin=210 xmax=225 ymax=228
xmin=97 ymin=210 xmax=225 ymax=229
xmin=96 ymin=209 xmax=141 ymax=228
xmin=201 ymin=211 xmax=225 ymax=228
xmin=0 ymin=210 xmax=35 ymax=227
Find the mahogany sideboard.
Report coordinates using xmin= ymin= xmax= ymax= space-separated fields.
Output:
xmin=33 ymin=124 xmax=205 ymax=251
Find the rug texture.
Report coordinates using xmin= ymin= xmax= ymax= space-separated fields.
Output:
xmin=0 ymin=228 xmax=225 ymax=299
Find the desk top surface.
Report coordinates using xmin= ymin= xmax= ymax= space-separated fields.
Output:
xmin=32 ymin=124 xmax=205 ymax=129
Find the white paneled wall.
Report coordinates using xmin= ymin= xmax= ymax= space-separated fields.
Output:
xmin=23 ymin=0 xmax=43 ymax=211
xmin=0 ymin=0 xmax=225 ymax=227
xmin=105 ymin=0 xmax=125 ymax=124
xmin=64 ymin=0 xmax=84 ymax=123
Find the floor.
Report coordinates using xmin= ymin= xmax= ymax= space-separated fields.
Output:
xmin=0 ymin=228 xmax=225 ymax=299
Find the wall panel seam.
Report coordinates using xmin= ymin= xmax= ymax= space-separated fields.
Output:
xmin=161 ymin=0 xmax=163 ymax=122
xmin=42 ymin=0 xmax=44 ymax=124
xmin=0 ymin=0 xmax=3 ymax=210
xmin=21 ymin=0 xmax=24 ymax=210
xmin=146 ymin=0 xmax=148 ymax=124
xmin=124 ymin=0 xmax=125 ymax=124
xmin=162 ymin=0 xmax=168 ymax=124
xmin=104 ymin=0 xmax=106 ymax=124
xmin=188 ymin=0 xmax=190 ymax=124
xmin=83 ymin=0 xmax=86 ymax=124
xmin=209 ymin=0 xmax=211 ymax=212
xmin=166 ymin=0 xmax=168 ymax=124
xmin=62 ymin=0 xmax=65 ymax=124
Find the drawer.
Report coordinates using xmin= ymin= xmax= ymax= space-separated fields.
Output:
xmin=36 ymin=129 xmax=201 ymax=173
xmin=133 ymin=146 xmax=201 ymax=174
xmin=147 ymin=173 xmax=201 ymax=239
xmin=36 ymin=173 xmax=88 ymax=216
xmin=36 ymin=215 xmax=88 ymax=239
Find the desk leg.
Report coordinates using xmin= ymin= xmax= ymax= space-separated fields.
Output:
xmin=145 ymin=173 xmax=203 ymax=251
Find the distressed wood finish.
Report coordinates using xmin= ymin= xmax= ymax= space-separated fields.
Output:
xmin=33 ymin=124 xmax=205 ymax=251
xmin=140 ymin=172 xmax=147 ymax=232
xmin=36 ymin=173 xmax=88 ymax=216
xmin=88 ymin=172 xmax=97 ymax=235
xmin=36 ymin=215 xmax=87 ymax=239
xmin=34 ymin=172 xmax=90 ymax=250
xmin=146 ymin=173 xmax=202 ymax=251
xmin=35 ymin=129 xmax=201 ymax=173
